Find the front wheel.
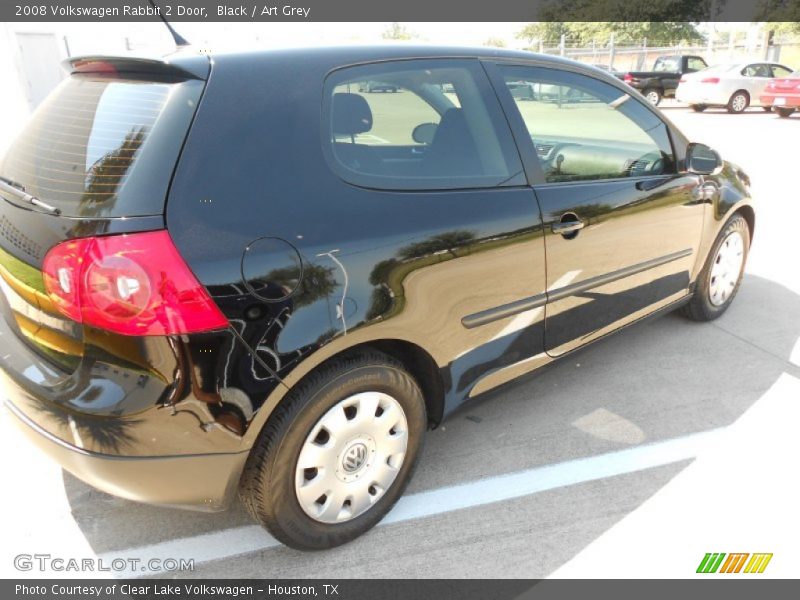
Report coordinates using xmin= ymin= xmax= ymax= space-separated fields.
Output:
xmin=239 ymin=350 xmax=427 ymax=550
xmin=681 ymin=215 xmax=749 ymax=321
xmin=777 ymin=107 xmax=795 ymax=118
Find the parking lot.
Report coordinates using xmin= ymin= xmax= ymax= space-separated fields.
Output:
xmin=2 ymin=103 xmax=799 ymax=579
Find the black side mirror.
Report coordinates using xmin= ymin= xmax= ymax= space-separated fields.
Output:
xmin=412 ymin=122 xmax=438 ymax=145
xmin=685 ymin=142 xmax=722 ymax=175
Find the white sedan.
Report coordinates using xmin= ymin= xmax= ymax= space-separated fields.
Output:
xmin=675 ymin=61 xmax=794 ymax=113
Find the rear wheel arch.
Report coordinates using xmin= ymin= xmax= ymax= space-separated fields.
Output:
xmin=364 ymin=339 xmax=445 ymax=427
xmin=245 ymin=337 xmax=446 ymax=451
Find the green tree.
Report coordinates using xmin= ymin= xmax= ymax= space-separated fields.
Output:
xmin=536 ymin=0 xmax=711 ymax=23
xmin=517 ymin=21 xmax=702 ymax=47
xmin=397 ymin=230 xmax=477 ymax=261
xmin=483 ymin=37 xmax=507 ymax=48
xmin=382 ymin=23 xmax=417 ymax=41
xmin=516 ymin=22 xmax=570 ymax=46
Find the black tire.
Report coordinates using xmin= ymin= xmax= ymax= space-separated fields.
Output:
xmin=681 ymin=215 xmax=749 ymax=322
xmin=643 ymin=88 xmax=662 ymax=106
xmin=691 ymin=104 xmax=707 ymax=112
xmin=239 ymin=349 xmax=427 ymax=550
xmin=727 ymin=90 xmax=750 ymax=113
xmin=762 ymin=106 xmax=773 ymax=112
xmin=777 ymin=107 xmax=795 ymax=118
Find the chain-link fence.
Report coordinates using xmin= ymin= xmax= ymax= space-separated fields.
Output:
xmin=532 ymin=39 xmax=800 ymax=73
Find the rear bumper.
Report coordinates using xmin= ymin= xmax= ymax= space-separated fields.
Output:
xmin=5 ymin=399 xmax=248 ymax=512
xmin=675 ymin=88 xmax=727 ymax=106
xmin=760 ymin=93 xmax=800 ymax=108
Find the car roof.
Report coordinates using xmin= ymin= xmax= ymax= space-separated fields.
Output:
xmin=203 ymin=43 xmax=573 ymax=65
xmin=66 ymin=44 xmax=629 ymax=94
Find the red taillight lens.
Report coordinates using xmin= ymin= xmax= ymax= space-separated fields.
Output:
xmin=42 ymin=239 xmax=83 ymax=322
xmin=679 ymin=77 xmax=687 ymax=83
xmin=701 ymin=77 xmax=720 ymax=84
xmin=623 ymin=73 xmax=633 ymax=83
xmin=43 ymin=230 xmax=229 ymax=336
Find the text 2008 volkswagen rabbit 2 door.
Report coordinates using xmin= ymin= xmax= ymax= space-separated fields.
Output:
xmin=0 ymin=46 xmax=753 ymax=549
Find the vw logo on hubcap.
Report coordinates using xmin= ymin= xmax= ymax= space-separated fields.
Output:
xmin=342 ymin=442 xmax=368 ymax=473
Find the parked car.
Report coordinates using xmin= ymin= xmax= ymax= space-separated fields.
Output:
xmin=620 ymin=54 xmax=708 ymax=105
xmin=676 ymin=62 xmax=794 ymax=113
xmin=759 ymin=69 xmax=800 ymax=117
xmin=0 ymin=46 xmax=754 ymax=551
xmin=358 ymin=80 xmax=398 ymax=93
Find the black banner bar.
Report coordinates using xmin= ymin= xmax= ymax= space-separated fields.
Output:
xmin=4 ymin=579 xmax=800 ymax=600
xmin=3 ymin=0 xmax=800 ymax=22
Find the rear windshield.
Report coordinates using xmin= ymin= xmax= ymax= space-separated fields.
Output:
xmin=0 ymin=74 xmax=203 ymax=218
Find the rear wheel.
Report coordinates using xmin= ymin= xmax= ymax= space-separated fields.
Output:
xmin=239 ymin=350 xmax=427 ymax=550
xmin=777 ymin=107 xmax=795 ymax=118
xmin=643 ymin=88 xmax=662 ymax=106
xmin=727 ymin=91 xmax=749 ymax=113
xmin=691 ymin=104 xmax=707 ymax=112
xmin=681 ymin=215 xmax=749 ymax=321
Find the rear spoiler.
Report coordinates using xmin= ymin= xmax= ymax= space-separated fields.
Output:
xmin=62 ymin=54 xmax=208 ymax=81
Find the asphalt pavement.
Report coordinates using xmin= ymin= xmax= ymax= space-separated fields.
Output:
xmin=2 ymin=104 xmax=799 ymax=579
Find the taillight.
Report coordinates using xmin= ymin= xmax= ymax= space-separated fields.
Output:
xmin=623 ymin=73 xmax=633 ymax=83
xmin=701 ymin=77 xmax=720 ymax=84
xmin=43 ymin=230 xmax=229 ymax=336
xmin=679 ymin=77 xmax=687 ymax=83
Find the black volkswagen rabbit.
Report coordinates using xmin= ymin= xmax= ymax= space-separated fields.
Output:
xmin=0 ymin=46 xmax=754 ymax=549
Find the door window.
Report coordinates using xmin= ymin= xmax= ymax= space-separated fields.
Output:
xmin=323 ymin=59 xmax=524 ymax=190
xmin=499 ymin=66 xmax=676 ymax=184
xmin=742 ymin=64 xmax=770 ymax=77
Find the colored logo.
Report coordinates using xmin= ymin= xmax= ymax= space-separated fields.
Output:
xmin=697 ymin=553 xmax=773 ymax=574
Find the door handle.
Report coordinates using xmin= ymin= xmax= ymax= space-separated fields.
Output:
xmin=552 ymin=220 xmax=585 ymax=235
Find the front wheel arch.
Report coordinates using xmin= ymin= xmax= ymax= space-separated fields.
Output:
xmin=734 ymin=204 xmax=755 ymax=243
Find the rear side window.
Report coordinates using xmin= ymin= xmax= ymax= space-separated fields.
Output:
xmin=322 ymin=59 xmax=525 ymax=190
xmin=499 ymin=66 xmax=676 ymax=184
xmin=0 ymin=74 xmax=203 ymax=218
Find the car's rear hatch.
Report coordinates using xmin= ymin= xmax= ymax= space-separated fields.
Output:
xmin=0 ymin=55 xmax=207 ymax=386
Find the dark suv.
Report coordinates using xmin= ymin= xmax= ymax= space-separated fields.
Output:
xmin=0 ymin=47 xmax=754 ymax=550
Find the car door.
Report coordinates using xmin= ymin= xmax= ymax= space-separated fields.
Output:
xmin=741 ymin=63 xmax=773 ymax=104
xmin=321 ymin=59 xmax=550 ymax=395
xmin=487 ymin=63 xmax=706 ymax=356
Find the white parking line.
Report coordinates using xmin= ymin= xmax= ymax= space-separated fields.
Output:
xmin=102 ymin=427 xmax=724 ymax=577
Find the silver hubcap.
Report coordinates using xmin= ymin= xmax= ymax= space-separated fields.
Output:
xmin=732 ymin=94 xmax=747 ymax=112
xmin=295 ymin=392 xmax=408 ymax=524
xmin=646 ymin=91 xmax=659 ymax=105
xmin=709 ymin=231 xmax=745 ymax=306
